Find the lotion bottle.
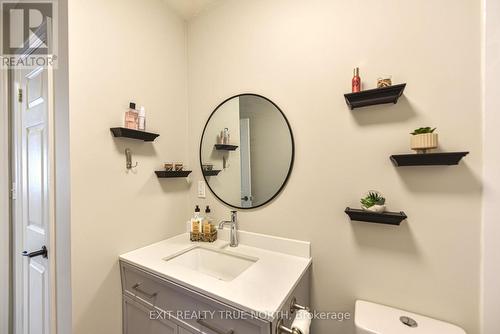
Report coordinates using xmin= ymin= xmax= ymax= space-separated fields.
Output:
xmin=138 ymin=106 xmax=146 ymax=131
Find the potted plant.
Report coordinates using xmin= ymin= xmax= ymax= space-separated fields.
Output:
xmin=361 ymin=191 xmax=386 ymax=213
xmin=410 ymin=127 xmax=437 ymax=153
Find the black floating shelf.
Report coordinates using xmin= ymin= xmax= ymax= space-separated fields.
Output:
xmin=215 ymin=144 xmax=238 ymax=151
xmin=203 ymin=170 xmax=221 ymax=176
xmin=110 ymin=127 xmax=159 ymax=142
xmin=390 ymin=152 xmax=469 ymax=167
xmin=345 ymin=207 xmax=407 ymax=226
xmin=155 ymin=170 xmax=192 ymax=178
xmin=344 ymin=83 xmax=406 ymax=110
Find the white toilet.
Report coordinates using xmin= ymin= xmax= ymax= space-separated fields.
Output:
xmin=355 ymin=300 xmax=466 ymax=334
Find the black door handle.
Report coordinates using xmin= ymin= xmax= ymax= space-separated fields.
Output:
xmin=22 ymin=246 xmax=48 ymax=259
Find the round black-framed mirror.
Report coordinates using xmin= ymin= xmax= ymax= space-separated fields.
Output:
xmin=199 ymin=94 xmax=295 ymax=209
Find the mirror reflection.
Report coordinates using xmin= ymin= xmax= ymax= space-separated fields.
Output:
xmin=200 ymin=94 xmax=294 ymax=209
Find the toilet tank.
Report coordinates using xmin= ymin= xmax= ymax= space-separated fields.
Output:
xmin=354 ymin=300 xmax=466 ymax=334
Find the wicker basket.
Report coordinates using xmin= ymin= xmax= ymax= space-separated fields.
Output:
xmin=190 ymin=229 xmax=217 ymax=243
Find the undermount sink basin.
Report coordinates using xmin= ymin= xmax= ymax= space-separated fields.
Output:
xmin=164 ymin=246 xmax=258 ymax=281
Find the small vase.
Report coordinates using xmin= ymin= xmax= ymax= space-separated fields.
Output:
xmin=411 ymin=133 xmax=438 ymax=153
xmin=362 ymin=204 xmax=386 ymax=213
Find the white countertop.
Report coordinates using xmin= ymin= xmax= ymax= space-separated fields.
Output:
xmin=119 ymin=230 xmax=312 ymax=320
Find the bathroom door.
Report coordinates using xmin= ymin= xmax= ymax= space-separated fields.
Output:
xmin=13 ymin=65 xmax=53 ymax=334
xmin=240 ymin=118 xmax=253 ymax=207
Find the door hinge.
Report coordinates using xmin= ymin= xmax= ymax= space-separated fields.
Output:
xmin=18 ymin=88 xmax=22 ymax=103
xmin=10 ymin=182 xmax=16 ymax=200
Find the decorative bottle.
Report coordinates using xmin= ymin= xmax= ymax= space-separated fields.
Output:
xmin=125 ymin=102 xmax=138 ymax=130
xmin=352 ymin=67 xmax=361 ymax=93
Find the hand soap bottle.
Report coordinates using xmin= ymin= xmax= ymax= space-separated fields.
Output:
xmin=203 ymin=206 xmax=213 ymax=234
xmin=190 ymin=205 xmax=202 ymax=234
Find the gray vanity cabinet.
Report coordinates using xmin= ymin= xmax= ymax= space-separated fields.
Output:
xmin=121 ymin=261 xmax=310 ymax=334
xmin=123 ymin=295 xmax=178 ymax=334
xmin=178 ymin=327 xmax=195 ymax=334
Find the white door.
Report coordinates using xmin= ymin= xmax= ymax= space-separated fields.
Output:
xmin=13 ymin=65 xmax=52 ymax=334
xmin=239 ymin=118 xmax=253 ymax=207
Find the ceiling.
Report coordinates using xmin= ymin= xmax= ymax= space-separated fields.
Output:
xmin=162 ymin=0 xmax=221 ymax=20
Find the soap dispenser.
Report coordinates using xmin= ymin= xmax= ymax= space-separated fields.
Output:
xmin=204 ymin=206 xmax=212 ymax=223
xmin=191 ymin=205 xmax=202 ymax=234
xmin=204 ymin=206 xmax=213 ymax=234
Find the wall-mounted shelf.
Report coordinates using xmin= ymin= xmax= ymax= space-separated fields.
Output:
xmin=155 ymin=170 xmax=192 ymax=178
xmin=390 ymin=152 xmax=469 ymax=167
xmin=215 ymin=144 xmax=238 ymax=151
xmin=344 ymin=83 xmax=406 ymax=110
xmin=203 ymin=170 xmax=221 ymax=176
xmin=345 ymin=207 xmax=407 ymax=226
xmin=110 ymin=127 xmax=159 ymax=142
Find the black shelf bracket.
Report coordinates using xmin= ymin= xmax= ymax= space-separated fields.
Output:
xmin=203 ymin=170 xmax=221 ymax=176
xmin=110 ymin=127 xmax=160 ymax=142
xmin=344 ymin=83 xmax=406 ymax=110
xmin=155 ymin=170 xmax=192 ymax=178
xmin=214 ymin=144 xmax=238 ymax=151
xmin=390 ymin=152 xmax=469 ymax=167
xmin=345 ymin=207 xmax=407 ymax=226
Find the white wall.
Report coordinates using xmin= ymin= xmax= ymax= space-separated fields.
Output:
xmin=54 ymin=1 xmax=72 ymax=332
xmin=187 ymin=1 xmax=482 ymax=333
xmin=68 ymin=0 xmax=189 ymax=333
xmin=482 ymin=0 xmax=500 ymax=332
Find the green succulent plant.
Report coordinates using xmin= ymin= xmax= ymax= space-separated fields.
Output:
xmin=411 ymin=127 xmax=436 ymax=135
xmin=361 ymin=191 xmax=386 ymax=208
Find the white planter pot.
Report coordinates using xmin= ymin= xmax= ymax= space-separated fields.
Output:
xmin=411 ymin=133 xmax=438 ymax=152
xmin=362 ymin=204 xmax=386 ymax=213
